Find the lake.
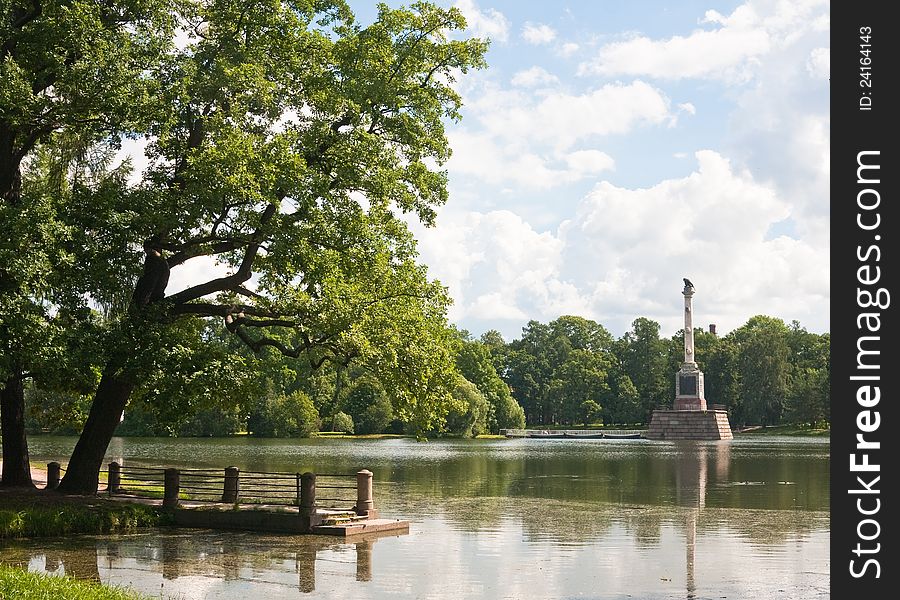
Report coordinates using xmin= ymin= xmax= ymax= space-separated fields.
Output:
xmin=2 ymin=435 xmax=829 ymax=599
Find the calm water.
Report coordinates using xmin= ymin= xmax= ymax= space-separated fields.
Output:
xmin=3 ymin=436 xmax=829 ymax=599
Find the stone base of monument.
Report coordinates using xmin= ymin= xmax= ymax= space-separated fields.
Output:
xmin=645 ymin=409 xmax=733 ymax=440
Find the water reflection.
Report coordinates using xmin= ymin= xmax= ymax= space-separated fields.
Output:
xmin=7 ymin=437 xmax=829 ymax=599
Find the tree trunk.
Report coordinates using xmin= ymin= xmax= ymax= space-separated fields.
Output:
xmin=56 ymin=368 xmax=135 ymax=494
xmin=57 ymin=246 xmax=168 ymax=494
xmin=0 ymin=374 xmax=34 ymax=488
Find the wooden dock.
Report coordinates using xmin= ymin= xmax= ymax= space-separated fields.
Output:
xmin=45 ymin=462 xmax=409 ymax=538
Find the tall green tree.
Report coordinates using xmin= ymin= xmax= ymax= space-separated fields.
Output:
xmin=730 ymin=315 xmax=791 ymax=426
xmin=505 ymin=316 xmax=615 ymax=425
xmin=1 ymin=0 xmax=175 ymax=486
xmin=454 ymin=336 xmax=524 ymax=433
xmin=55 ymin=1 xmax=486 ymax=492
xmin=617 ymin=317 xmax=668 ymax=421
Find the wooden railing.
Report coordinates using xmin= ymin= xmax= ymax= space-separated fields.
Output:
xmin=98 ymin=463 xmax=373 ymax=515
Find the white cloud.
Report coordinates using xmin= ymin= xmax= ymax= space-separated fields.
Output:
xmin=677 ymin=102 xmax=696 ymax=115
xmin=806 ymin=47 xmax=829 ymax=78
xmin=465 ymin=80 xmax=673 ymax=149
xmin=578 ymin=0 xmax=828 ymax=82
xmin=511 ymin=66 xmax=559 ymax=88
xmin=454 ymin=0 xmax=509 ymax=43
xmin=557 ymin=42 xmax=579 ymax=57
xmin=419 ymin=151 xmax=828 ymax=337
xmin=521 ymin=22 xmax=556 ymax=45
xmin=564 ymin=150 xmax=615 ymax=174
xmin=447 ymin=79 xmax=671 ymax=190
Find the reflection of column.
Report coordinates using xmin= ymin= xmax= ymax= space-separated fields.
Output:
xmin=355 ymin=539 xmax=373 ymax=582
xmin=222 ymin=539 xmax=240 ymax=581
xmin=297 ymin=545 xmax=317 ymax=593
xmin=673 ymin=444 xmax=716 ymax=600
xmin=686 ymin=509 xmax=697 ymax=600
xmin=715 ymin=442 xmax=731 ymax=482
xmin=675 ymin=444 xmax=707 ymax=508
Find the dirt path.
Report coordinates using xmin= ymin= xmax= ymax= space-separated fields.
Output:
xmin=0 ymin=462 xmax=49 ymax=487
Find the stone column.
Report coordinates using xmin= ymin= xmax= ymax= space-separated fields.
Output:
xmin=683 ymin=285 xmax=695 ymax=365
xmin=46 ymin=462 xmax=61 ymax=490
xmin=163 ymin=468 xmax=180 ymax=508
xmin=675 ymin=281 xmax=706 ymax=410
xmin=108 ymin=462 xmax=121 ymax=494
xmin=355 ymin=469 xmax=376 ymax=517
xmin=222 ymin=466 xmax=239 ymax=503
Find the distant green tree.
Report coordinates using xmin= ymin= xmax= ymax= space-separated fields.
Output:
xmin=331 ymin=411 xmax=354 ymax=434
xmin=249 ymin=390 xmax=319 ymax=438
xmin=610 ymin=374 xmax=641 ymax=424
xmin=355 ymin=395 xmax=394 ymax=435
xmin=731 ymin=316 xmax=791 ymax=426
xmin=454 ymin=336 xmax=525 ymax=432
xmin=579 ymin=399 xmax=602 ymax=426
xmin=444 ymin=376 xmax=489 ymax=438
xmin=24 ymin=387 xmax=93 ymax=435
xmin=617 ymin=318 xmax=669 ymax=421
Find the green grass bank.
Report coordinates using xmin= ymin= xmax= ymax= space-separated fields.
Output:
xmin=0 ymin=564 xmax=152 ymax=600
xmin=0 ymin=491 xmax=171 ymax=540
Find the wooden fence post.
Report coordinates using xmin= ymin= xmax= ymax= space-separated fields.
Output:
xmin=163 ymin=468 xmax=180 ymax=508
xmin=46 ymin=462 xmax=61 ymax=490
xmin=108 ymin=462 xmax=121 ymax=494
xmin=222 ymin=466 xmax=239 ymax=503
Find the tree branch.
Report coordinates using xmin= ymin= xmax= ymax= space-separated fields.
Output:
xmin=165 ymin=203 xmax=277 ymax=303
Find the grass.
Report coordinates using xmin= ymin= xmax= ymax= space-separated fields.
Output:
xmin=0 ymin=494 xmax=172 ymax=540
xmin=0 ymin=564 xmax=152 ymax=600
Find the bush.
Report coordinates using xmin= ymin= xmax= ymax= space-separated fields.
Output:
xmin=445 ymin=377 xmax=489 ymax=437
xmin=249 ymin=390 xmax=319 ymax=437
xmin=331 ymin=411 xmax=354 ymax=434
xmin=355 ymin=395 xmax=395 ymax=434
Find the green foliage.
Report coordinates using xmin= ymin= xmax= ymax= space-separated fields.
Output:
xmin=579 ymin=399 xmax=602 ymax=426
xmin=454 ymin=335 xmax=525 ymax=432
xmin=249 ymin=389 xmax=319 ymax=438
xmin=331 ymin=411 xmax=354 ymax=434
xmin=0 ymin=565 xmax=153 ymax=600
xmin=504 ymin=317 xmax=615 ymax=425
xmin=617 ymin=317 xmax=669 ymax=420
xmin=24 ymin=386 xmax=92 ymax=435
xmin=0 ymin=502 xmax=167 ymax=539
xmin=344 ymin=377 xmax=394 ymax=434
xmin=444 ymin=376 xmax=489 ymax=438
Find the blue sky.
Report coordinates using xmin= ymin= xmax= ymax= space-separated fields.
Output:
xmin=348 ymin=0 xmax=830 ymax=341
xmin=149 ymin=1 xmax=829 ymax=342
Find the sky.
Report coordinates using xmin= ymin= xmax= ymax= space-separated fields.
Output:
xmin=149 ymin=0 xmax=830 ymax=343
xmin=349 ymin=0 xmax=830 ymax=341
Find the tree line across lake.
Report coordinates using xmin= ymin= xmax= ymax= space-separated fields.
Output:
xmin=24 ymin=313 xmax=829 ymax=439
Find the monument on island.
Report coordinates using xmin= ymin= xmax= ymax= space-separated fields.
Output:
xmin=645 ymin=279 xmax=733 ymax=440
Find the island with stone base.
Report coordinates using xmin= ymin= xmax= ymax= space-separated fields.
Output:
xmin=645 ymin=280 xmax=733 ymax=440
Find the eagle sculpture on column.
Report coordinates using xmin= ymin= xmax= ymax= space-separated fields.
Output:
xmin=683 ymin=278 xmax=694 ymax=289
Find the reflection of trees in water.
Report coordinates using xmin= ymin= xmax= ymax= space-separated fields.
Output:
xmin=377 ymin=441 xmax=828 ymax=515
xmin=0 ymin=540 xmax=100 ymax=582
xmin=395 ymin=441 xmax=826 ymax=548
